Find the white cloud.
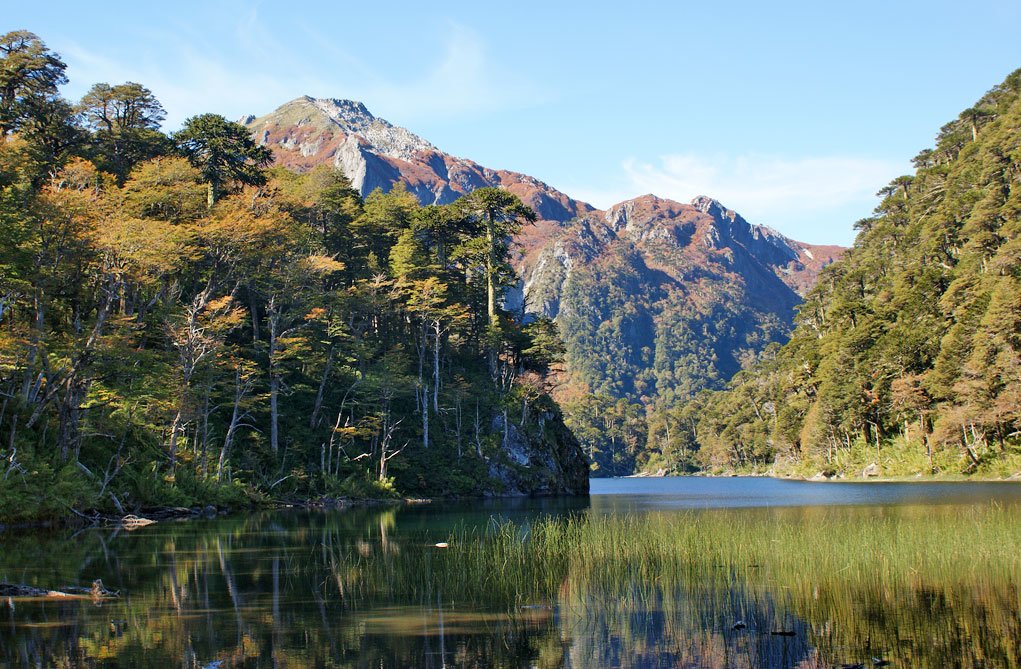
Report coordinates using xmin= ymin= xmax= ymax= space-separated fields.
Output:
xmin=621 ymin=153 xmax=902 ymax=222
xmin=353 ymin=23 xmax=543 ymax=120
xmin=558 ymin=153 xmax=907 ymax=244
xmin=58 ymin=17 xmax=541 ymax=131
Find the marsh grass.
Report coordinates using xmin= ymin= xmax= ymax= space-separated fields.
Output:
xmin=329 ymin=504 xmax=1021 ymax=666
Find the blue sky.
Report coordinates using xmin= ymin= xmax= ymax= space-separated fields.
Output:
xmin=8 ymin=0 xmax=1020 ymax=245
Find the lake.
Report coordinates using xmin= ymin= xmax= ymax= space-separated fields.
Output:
xmin=2 ymin=477 xmax=1020 ymax=668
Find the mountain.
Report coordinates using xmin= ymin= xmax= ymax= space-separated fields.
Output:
xmin=680 ymin=68 xmax=1021 ymax=479
xmin=518 ymin=193 xmax=842 ymax=317
xmin=242 ymin=96 xmax=595 ymax=222
xmin=244 ymin=97 xmax=845 ymax=474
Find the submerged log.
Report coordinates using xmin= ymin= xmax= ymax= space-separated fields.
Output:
xmin=0 ymin=579 xmax=119 ymax=600
xmin=119 ymin=514 xmax=156 ymax=530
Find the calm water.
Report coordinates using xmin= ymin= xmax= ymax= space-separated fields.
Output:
xmin=1 ymin=477 xmax=1019 ymax=668
xmin=590 ymin=475 xmax=1021 ymax=510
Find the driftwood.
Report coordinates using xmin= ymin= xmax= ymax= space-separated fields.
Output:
xmin=119 ymin=514 xmax=156 ymax=530
xmin=0 ymin=579 xmax=119 ymax=600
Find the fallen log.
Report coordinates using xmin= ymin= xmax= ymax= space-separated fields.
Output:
xmin=0 ymin=579 xmax=119 ymax=600
xmin=119 ymin=514 xmax=156 ymax=530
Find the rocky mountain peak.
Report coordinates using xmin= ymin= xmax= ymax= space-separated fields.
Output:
xmin=604 ymin=194 xmax=684 ymax=231
xmin=690 ymin=195 xmax=734 ymax=219
xmin=309 ymin=97 xmax=435 ymax=160
xmin=246 ymin=96 xmax=435 ymax=165
xmin=310 ymin=96 xmax=373 ymax=120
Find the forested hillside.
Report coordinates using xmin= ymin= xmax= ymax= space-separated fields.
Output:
xmin=0 ymin=31 xmax=587 ymax=522
xmin=245 ymin=98 xmax=844 ymax=476
xmin=670 ymin=69 xmax=1021 ymax=478
xmin=520 ymin=195 xmax=841 ymax=475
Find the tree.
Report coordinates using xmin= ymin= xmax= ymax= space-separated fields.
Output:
xmin=0 ymin=30 xmax=67 ymax=139
xmin=453 ymin=188 xmax=535 ymax=376
xmin=454 ymin=188 xmax=536 ymax=325
xmin=174 ymin=114 xmax=271 ymax=206
xmin=78 ymin=82 xmax=171 ymax=182
xmin=18 ymin=96 xmax=85 ymax=177
xmin=78 ymin=82 xmax=165 ymax=133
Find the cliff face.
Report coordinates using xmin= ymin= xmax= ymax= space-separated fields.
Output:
xmin=486 ymin=408 xmax=589 ymax=496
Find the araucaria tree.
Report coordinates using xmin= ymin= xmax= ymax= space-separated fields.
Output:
xmin=174 ymin=113 xmax=272 ymax=206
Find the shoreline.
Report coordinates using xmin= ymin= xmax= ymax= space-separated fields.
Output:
xmin=609 ymin=471 xmax=1021 ymax=483
xmin=0 ymin=495 xmax=429 ymax=534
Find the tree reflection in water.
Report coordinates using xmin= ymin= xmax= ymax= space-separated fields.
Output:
xmin=1 ymin=500 xmax=1019 ymax=668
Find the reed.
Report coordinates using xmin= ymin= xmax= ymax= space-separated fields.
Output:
xmin=327 ymin=504 xmax=1021 ymax=666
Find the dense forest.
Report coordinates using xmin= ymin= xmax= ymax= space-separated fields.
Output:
xmin=537 ymin=199 xmax=801 ymax=476
xmin=661 ymin=69 xmax=1021 ymax=478
xmin=0 ymin=31 xmax=586 ymax=522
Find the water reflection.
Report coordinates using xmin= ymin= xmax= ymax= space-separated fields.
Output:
xmin=1 ymin=490 xmax=1019 ymax=668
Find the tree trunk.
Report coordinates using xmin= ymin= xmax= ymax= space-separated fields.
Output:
xmin=309 ymin=345 xmax=334 ymax=430
xmin=247 ymin=284 xmax=260 ymax=343
xmin=169 ymin=410 xmax=183 ymax=473
xmin=200 ymin=391 xmax=211 ymax=479
xmin=486 ymin=218 xmax=496 ymax=324
xmin=486 ymin=218 xmax=498 ymax=377
xmin=421 ymin=386 xmax=429 ymax=450
xmin=268 ymin=298 xmax=281 ymax=456
xmin=217 ymin=368 xmax=247 ymax=483
xmin=432 ymin=320 xmax=441 ymax=414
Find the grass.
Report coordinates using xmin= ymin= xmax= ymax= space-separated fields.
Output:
xmin=328 ymin=504 xmax=1021 ymax=666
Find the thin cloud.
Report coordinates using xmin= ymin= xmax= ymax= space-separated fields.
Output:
xmin=621 ymin=153 xmax=904 ymax=226
xmin=303 ymin=21 xmax=544 ymax=122
xmin=58 ymin=16 xmax=542 ymax=131
xmin=557 ymin=153 xmax=906 ymax=245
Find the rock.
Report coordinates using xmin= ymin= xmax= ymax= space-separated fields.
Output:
xmin=203 ymin=505 xmax=217 ymax=516
xmin=485 ymin=408 xmax=589 ymax=497
xmin=862 ymin=463 xmax=880 ymax=478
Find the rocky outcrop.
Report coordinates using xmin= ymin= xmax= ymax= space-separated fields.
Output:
xmin=486 ymin=408 xmax=589 ymax=496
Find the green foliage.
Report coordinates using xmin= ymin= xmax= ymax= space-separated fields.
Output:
xmin=174 ymin=113 xmax=272 ymax=205
xmin=0 ymin=40 xmax=581 ymax=520
xmin=0 ymin=30 xmax=67 ymax=138
xmin=555 ymin=237 xmax=793 ymax=474
xmin=677 ymin=69 xmax=1021 ymax=477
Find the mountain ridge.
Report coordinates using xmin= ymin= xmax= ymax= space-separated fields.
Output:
xmin=243 ymin=96 xmax=597 ymax=222
xmin=243 ymin=96 xmax=844 ymax=295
